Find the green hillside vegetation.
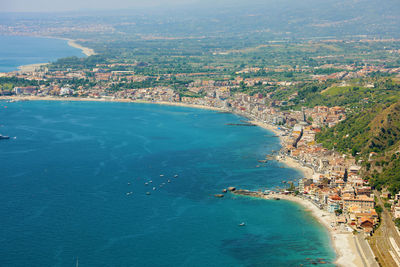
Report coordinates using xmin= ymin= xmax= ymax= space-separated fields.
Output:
xmin=0 ymin=77 xmax=44 ymax=91
xmin=370 ymin=155 xmax=400 ymax=194
xmin=316 ymin=97 xmax=400 ymax=194
xmin=316 ymin=101 xmax=400 ymax=156
xmin=282 ymin=78 xmax=400 ymax=109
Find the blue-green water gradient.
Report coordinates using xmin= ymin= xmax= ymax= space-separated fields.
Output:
xmin=0 ymin=101 xmax=335 ymax=266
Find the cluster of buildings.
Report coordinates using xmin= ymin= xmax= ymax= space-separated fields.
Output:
xmin=3 ymin=58 xmax=399 ymax=237
xmin=298 ymin=165 xmax=377 ymax=234
xmin=312 ymin=65 xmax=400 ymax=81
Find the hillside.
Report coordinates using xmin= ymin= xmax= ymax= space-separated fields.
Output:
xmin=316 ymin=100 xmax=400 ymax=193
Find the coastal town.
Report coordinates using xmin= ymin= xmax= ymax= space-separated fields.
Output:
xmin=2 ymin=0 xmax=400 ymax=266
xmin=1 ymin=57 xmax=400 ymax=266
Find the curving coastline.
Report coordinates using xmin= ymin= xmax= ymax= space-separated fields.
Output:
xmin=0 ymin=95 xmax=364 ymax=266
xmin=17 ymin=63 xmax=49 ymax=72
xmin=14 ymin=37 xmax=95 ymax=73
xmin=66 ymin=39 xmax=96 ymax=57
xmin=0 ymin=96 xmax=222 ymax=111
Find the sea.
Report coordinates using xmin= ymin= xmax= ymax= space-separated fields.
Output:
xmin=0 ymin=101 xmax=336 ymax=266
xmin=0 ymin=35 xmax=85 ymax=72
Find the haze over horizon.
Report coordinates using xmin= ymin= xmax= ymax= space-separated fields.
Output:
xmin=3 ymin=0 xmax=202 ymax=12
xmin=3 ymin=0 xmax=398 ymax=13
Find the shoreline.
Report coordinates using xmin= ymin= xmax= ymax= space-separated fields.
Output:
xmin=13 ymin=36 xmax=95 ymax=73
xmin=0 ymin=95 xmax=363 ymax=265
xmin=17 ymin=62 xmax=49 ymax=73
xmin=0 ymin=96 xmax=223 ymax=112
xmin=234 ymin=190 xmax=367 ymax=267
xmin=271 ymin=194 xmax=365 ymax=267
xmin=65 ymin=39 xmax=96 ymax=57
xmin=250 ymin=120 xmax=367 ymax=266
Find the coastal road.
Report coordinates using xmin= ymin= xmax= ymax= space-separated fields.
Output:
xmin=369 ymin=191 xmax=400 ymax=267
xmin=355 ymin=233 xmax=379 ymax=267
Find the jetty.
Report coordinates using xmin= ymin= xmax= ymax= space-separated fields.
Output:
xmin=231 ymin=188 xmax=290 ymax=200
xmin=232 ymin=189 xmax=264 ymax=198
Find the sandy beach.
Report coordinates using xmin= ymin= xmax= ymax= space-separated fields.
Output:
xmin=137 ymin=100 xmax=224 ymax=111
xmin=245 ymin=119 xmax=369 ymax=266
xmin=18 ymin=63 xmax=49 ymax=72
xmin=0 ymin=96 xmax=224 ymax=112
xmin=14 ymin=37 xmax=95 ymax=73
xmin=270 ymin=194 xmax=365 ymax=267
xmin=248 ymin=120 xmax=283 ymax=138
xmin=66 ymin=39 xmax=96 ymax=56
xmin=0 ymin=95 xmax=368 ymax=266
xmin=279 ymin=155 xmax=315 ymax=178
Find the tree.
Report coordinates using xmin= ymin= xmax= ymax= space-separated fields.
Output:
xmin=395 ymin=218 xmax=400 ymax=229
xmin=375 ymin=205 xmax=383 ymax=215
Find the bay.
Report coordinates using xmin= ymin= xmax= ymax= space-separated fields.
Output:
xmin=0 ymin=101 xmax=335 ymax=266
xmin=0 ymin=35 xmax=84 ymax=72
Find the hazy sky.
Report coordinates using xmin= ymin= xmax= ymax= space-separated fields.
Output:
xmin=1 ymin=0 xmax=201 ymax=12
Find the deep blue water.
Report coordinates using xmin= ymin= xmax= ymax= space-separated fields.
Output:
xmin=0 ymin=101 xmax=335 ymax=266
xmin=0 ymin=35 xmax=85 ymax=72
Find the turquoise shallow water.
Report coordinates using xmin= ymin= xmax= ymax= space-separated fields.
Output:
xmin=0 ymin=35 xmax=85 ymax=72
xmin=0 ymin=101 xmax=335 ymax=266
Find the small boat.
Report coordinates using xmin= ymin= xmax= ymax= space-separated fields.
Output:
xmin=274 ymin=197 xmax=280 ymax=200
xmin=145 ymin=182 xmax=148 ymax=185
xmin=239 ymin=222 xmax=246 ymax=226
xmin=0 ymin=135 xmax=10 ymax=140
xmin=160 ymin=174 xmax=164 ymax=177
xmin=153 ymin=187 xmax=156 ymax=190
xmin=167 ymin=180 xmax=171 ymax=183
xmin=146 ymin=192 xmax=151 ymax=195
xmin=174 ymin=175 xmax=178 ymax=178
xmin=149 ymin=180 xmax=152 ymax=183
xmin=127 ymin=182 xmax=131 ymax=185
